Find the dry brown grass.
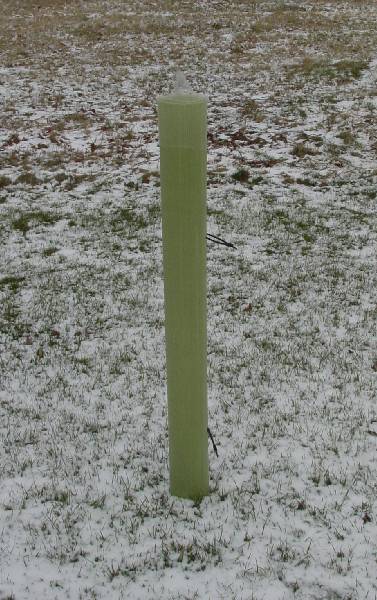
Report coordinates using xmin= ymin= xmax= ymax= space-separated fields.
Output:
xmin=287 ymin=56 xmax=369 ymax=83
xmin=241 ymin=99 xmax=265 ymax=122
xmin=1 ymin=0 xmax=376 ymax=182
xmin=1 ymin=0 xmax=376 ymax=71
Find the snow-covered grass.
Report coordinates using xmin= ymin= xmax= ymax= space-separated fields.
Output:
xmin=1 ymin=1 xmax=377 ymax=598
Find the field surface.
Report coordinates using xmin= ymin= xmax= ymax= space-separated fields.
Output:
xmin=1 ymin=1 xmax=377 ymax=599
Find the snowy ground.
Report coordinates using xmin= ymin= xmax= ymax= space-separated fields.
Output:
xmin=1 ymin=1 xmax=377 ymax=598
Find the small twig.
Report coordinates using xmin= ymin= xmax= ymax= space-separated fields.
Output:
xmin=206 ymin=232 xmax=237 ymax=249
xmin=207 ymin=426 xmax=219 ymax=457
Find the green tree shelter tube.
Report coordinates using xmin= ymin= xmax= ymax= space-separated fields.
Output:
xmin=158 ymin=74 xmax=209 ymax=500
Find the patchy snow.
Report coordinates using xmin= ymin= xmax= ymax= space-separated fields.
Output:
xmin=1 ymin=0 xmax=377 ymax=599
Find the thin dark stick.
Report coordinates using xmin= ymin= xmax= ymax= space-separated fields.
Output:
xmin=207 ymin=427 xmax=219 ymax=457
xmin=206 ymin=233 xmax=237 ymax=249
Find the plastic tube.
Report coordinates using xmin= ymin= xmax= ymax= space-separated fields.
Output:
xmin=157 ymin=73 xmax=209 ymax=500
